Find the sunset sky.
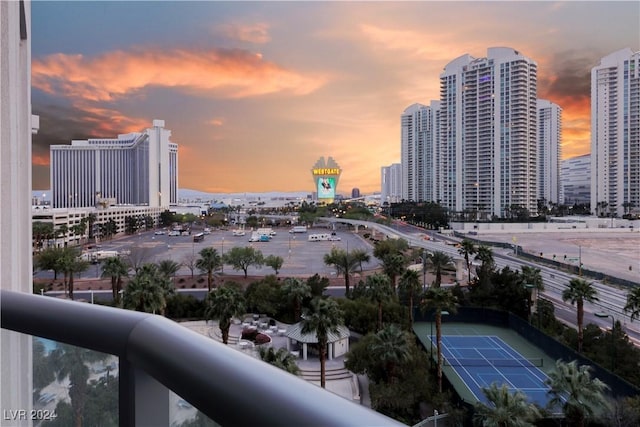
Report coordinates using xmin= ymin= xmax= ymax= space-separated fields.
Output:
xmin=31 ymin=1 xmax=639 ymax=195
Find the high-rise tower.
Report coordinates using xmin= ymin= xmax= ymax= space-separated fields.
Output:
xmin=591 ymin=48 xmax=640 ymax=218
xmin=440 ymin=47 xmax=538 ymax=218
xmin=537 ymin=99 xmax=563 ymax=207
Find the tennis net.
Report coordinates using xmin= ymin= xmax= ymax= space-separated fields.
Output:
xmin=443 ymin=357 xmax=543 ymax=367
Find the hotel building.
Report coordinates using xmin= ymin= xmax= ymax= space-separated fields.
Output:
xmin=591 ymin=48 xmax=640 ymax=217
xmin=50 ymin=120 xmax=178 ymax=209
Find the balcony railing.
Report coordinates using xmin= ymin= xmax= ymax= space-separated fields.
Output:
xmin=1 ymin=290 xmax=404 ymax=427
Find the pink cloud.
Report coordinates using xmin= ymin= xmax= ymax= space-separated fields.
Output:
xmin=216 ymin=22 xmax=271 ymax=44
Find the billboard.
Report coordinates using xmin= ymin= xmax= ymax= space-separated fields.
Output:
xmin=317 ymin=177 xmax=336 ymax=199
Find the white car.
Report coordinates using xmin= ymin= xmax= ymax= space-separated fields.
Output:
xmin=154 ymin=230 xmax=166 ymax=235
xmin=168 ymin=231 xmax=180 ymax=236
xmin=328 ymin=236 xmax=341 ymax=241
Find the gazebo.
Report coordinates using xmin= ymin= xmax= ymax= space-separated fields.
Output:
xmin=285 ymin=323 xmax=350 ymax=361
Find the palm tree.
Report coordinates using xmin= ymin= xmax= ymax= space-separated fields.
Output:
xmin=562 ymin=278 xmax=599 ymax=352
xmin=546 ymin=360 xmax=610 ymax=427
xmin=323 ymin=247 xmax=360 ymax=295
xmin=101 ymin=256 xmax=129 ymax=304
xmin=624 ymin=287 xmax=640 ymax=322
xmin=158 ymin=259 xmax=181 ymax=285
xmin=458 ymin=239 xmax=477 ymax=284
xmin=350 ymin=248 xmax=371 ymax=272
xmin=363 ymin=273 xmax=394 ymax=331
xmin=196 ymin=247 xmax=222 ymax=292
xmin=56 ymin=224 xmax=69 ymax=247
xmin=282 ymin=277 xmax=311 ymax=322
xmin=398 ymin=269 xmax=422 ymax=326
xmin=429 ymin=251 xmax=454 ymax=288
xmin=369 ymin=324 xmax=411 ymax=383
xmin=123 ymin=264 xmax=172 ymax=314
xmin=300 ymin=298 xmax=343 ymax=388
xmin=473 ymin=382 xmax=541 ymax=427
xmin=420 ymin=287 xmax=458 ymax=393
xmin=475 ymin=245 xmax=496 ymax=287
xmin=205 ymin=285 xmax=246 ymax=345
xmin=55 ymin=247 xmax=88 ymax=300
xmin=258 ymin=347 xmax=300 ymax=376
xmin=380 ymin=253 xmax=407 ymax=291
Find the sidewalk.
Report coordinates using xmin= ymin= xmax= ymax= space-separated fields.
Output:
xmin=180 ymin=319 xmax=367 ymax=405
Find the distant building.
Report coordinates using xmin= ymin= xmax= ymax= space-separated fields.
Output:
xmin=401 ymin=102 xmax=440 ymax=202
xmin=537 ymin=100 xmax=563 ymax=206
xmin=381 ymin=163 xmax=402 ymax=204
xmin=561 ymin=154 xmax=591 ymax=205
xmin=591 ymin=48 xmax=640 ymax=217
xmin=50 ymin=120 xmax=178 ymax=208
xmin=351 ymin=188 xmax=360 ymax=199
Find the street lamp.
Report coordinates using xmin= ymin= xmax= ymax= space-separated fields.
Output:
xmin=421 ymin=249 xmax=428 ymax=291
xmin=595 ymin=312 xmax=615 ymax=371
xmin=221 ymin=237 xmax=225 ymax=273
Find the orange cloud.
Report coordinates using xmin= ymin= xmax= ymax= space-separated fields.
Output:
xmin=32 ymin=47 xmax=327 ymax=102
xmin=32 ymin=154 xmax=49 ymax=166
xmin=358 ymin=24 xmax=456 ymax=61
xmin=216 ymin=23 xmax=271 ymax=44
xmin=208 ymin=118 xmax=224 ymax=127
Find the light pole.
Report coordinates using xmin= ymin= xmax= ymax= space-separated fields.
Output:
xmin=421 ymin=249 xmax=428 ymax=291
xmin=595 ymin=312 xmax=615 ymax=371
xmin=221 ymin=237 xmax=225 ymax=273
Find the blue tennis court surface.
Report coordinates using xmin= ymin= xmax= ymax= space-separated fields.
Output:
xmin=433 ymin=335 xmax=550 ymax=407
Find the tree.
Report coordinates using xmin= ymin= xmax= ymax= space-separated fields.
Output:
xmin=123 ymin=264 xmax=173 ymax=314
xmin=205 ymin=285 xmax=246 ymax=345
xmin=86 ymin=213 xmax=97 ymax=242
xmin=473 ymin=382 xmax=541 ymax=427
xmin=420 ymin=287 xmax=458 ymax=393
xmin=56 ymin=224 xmax=69 ymax=247
xmin=158 ymin=259 xmax=181 ymax=286
xmin=380 ymin=253 xmax=407 ymax=291
xmin=258 ymin=347 xmax=300 ymax=376
xmin=101 ymin=256 xmax=129 ymax=304
xmin=33 ymin=221 xmax=54 ymax=252
xmin=546 ymin=360 xmax=610 ymax=427
xmin=49 ymin=344 xmax=108 ymax=427
xmin=223 ymin=246 xmax=264 ymax=278
xmin=428 ymin=251 xmax=453 ymax=288
xmin=369 ymin=324 xmax=412 ymax=383
xmin=196 ymin=247 xmax=222 ymax=292
xmin=282 ymin=277 xmax=311 ymax=322
xmin=362 ymin=273 xmax=394 ymax=331
xmin=264 ymin=254 xmax=284 ymax=275
xmin=458 ymin=239 xmax=477 ymax=283
xmin=125 ymin=245 xmax=152 ymax=274
xmin=300 ymin=298 xmax=343 ymax=388
xmin=624 ymin=287 xmax=640 ymax=322
xmin=398 ymin=269 xmax=422 ymax=326
xmin=182 ymin=253 xmax=198 ymax=279
xmin=35 ymin=246 xmax=65 ymax=280
xmin=323 ymin=247 xmax=360 ymax=295
xmin=562 ymin=278 xmax=599 ymax=352
xmin=55 ymin=247 xmax=88 ymax=300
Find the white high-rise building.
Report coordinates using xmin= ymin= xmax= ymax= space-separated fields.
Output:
xmin=381 ymin=163 xmax=402 ymax=204
xmin=400 ymin=102 xmax=440 ymax=202
xmin=591 ymin=48 xmax=640 ymax=217
xmin=537 ymin=99 xmax=563 ymax=207
xmin=50 ymin=120 xmax=178 ymax=208
xmin=440 ymin=47 xmax=538 ymax=218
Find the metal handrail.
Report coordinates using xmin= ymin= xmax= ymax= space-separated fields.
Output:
xmin=1 ymin=290 xmax=405 ymax=427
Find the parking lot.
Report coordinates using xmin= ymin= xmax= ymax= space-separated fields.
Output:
xmin=63 ymin=225 xmax=380 ymax=280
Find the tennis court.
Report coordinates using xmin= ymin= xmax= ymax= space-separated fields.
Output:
xmin=433 ymin=335 xmax=551 ymax=407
